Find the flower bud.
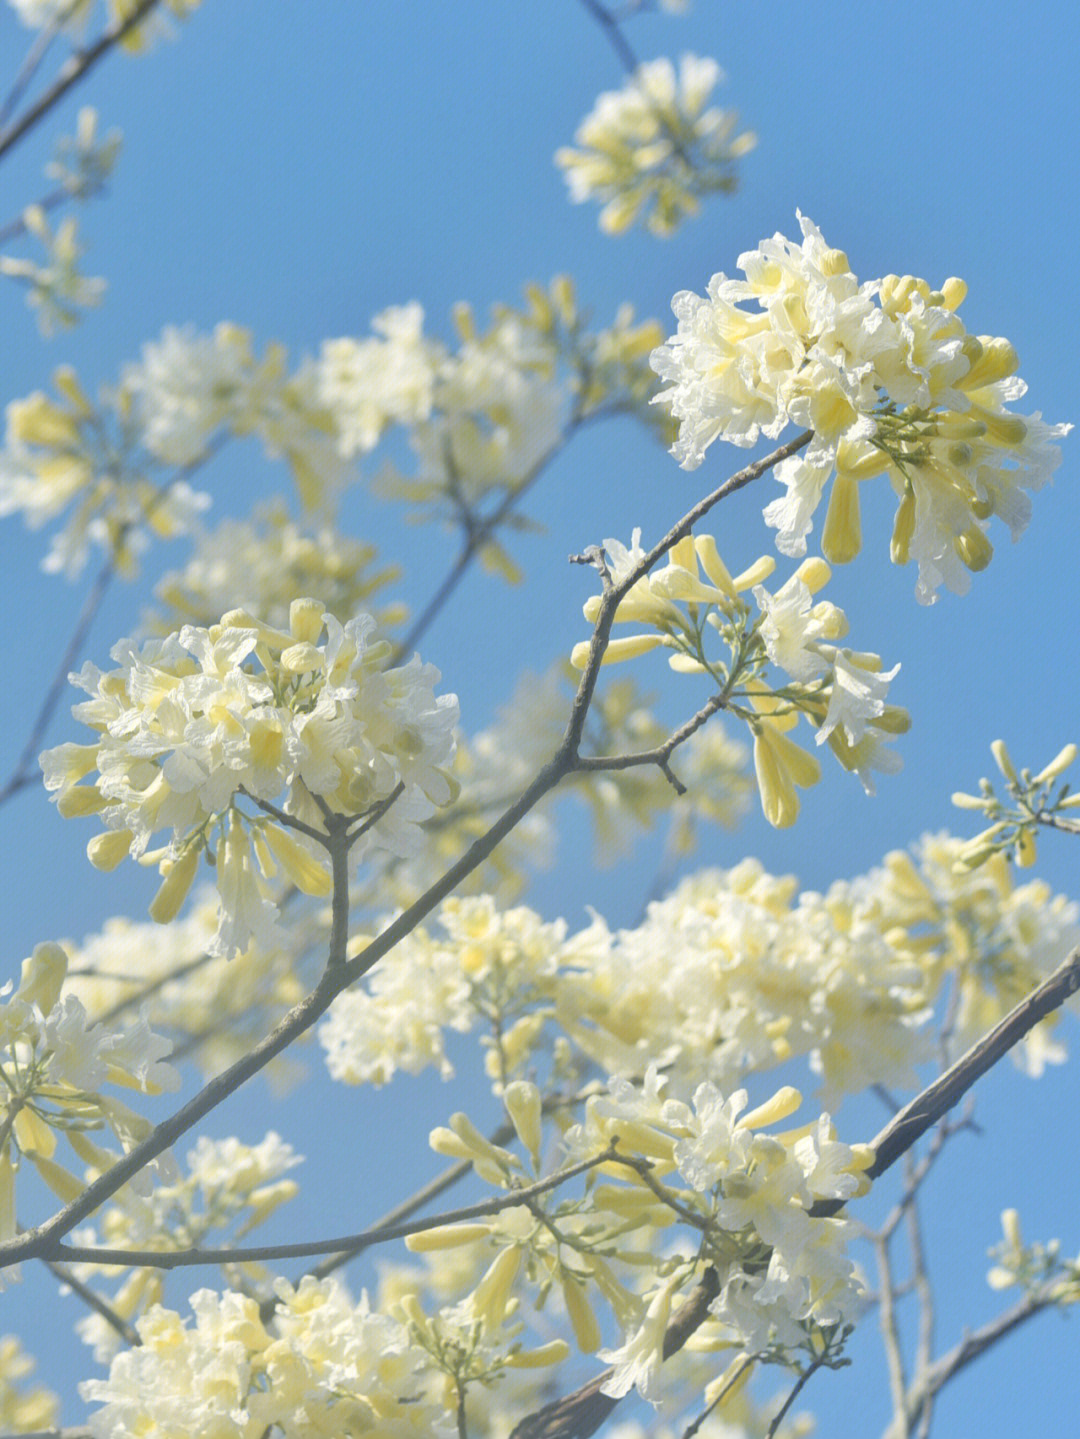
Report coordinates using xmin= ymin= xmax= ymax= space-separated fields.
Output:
xmin=890 ymin=487 xmax=916 ymax=566
xmin=737 ymin=1085 xmax=802 ymax=1131
xmin=149 ymin=843 xmax=201 ymax=924
xmin=821 ymin=475 xmax=861 ymax=564
xmin=1032 ymin=744 xmax=1077 ymax=786
xmin=562 ymin=1277 xmax=602 ymax=1352
xmin=405 ymin=1222 xmax=493 ymax=1252
xmin=262 ymin=825 xmax=331 ymax=896
xmin=503 ymin=1081 xmax=543 ymax=1168
xmin=17 ymin=942 xmax=68 ymax=1014
xmin=289 ymin=597 xmax=326 ymax=643
xmin=87 ymin=829 xmax=133 ymax=871
xmin=56 ymin=784 xmax=109 ymax=818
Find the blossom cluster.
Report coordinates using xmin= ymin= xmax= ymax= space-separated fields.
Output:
xmin=335 ymin=281 xmax=666 ymax=575
xmin=82 ymin=1277 xmax=455 ymax=1439
xmin=572 ymin=529 xmax=908 ymax=824
xmin=0 ymin=108 xmax=120 ymax=335
xmin=0 ymin=1335 xmax=60 ymax=1433
xmin=41 ymin=602 xmax=459 ymax=955
xmin=319 ymin=837 xmax=1079 ymax=1109
xmin=412 ymin=1070 xmax=869 ymax=1403
xmin=986 ymin=1208 xmax=1080 ymax=1306
xmin=0 ymin=941 xmax=178 ymax=1238
xmin=556 ymin=54 xmax=756 ymax=235
xmin=953 ymin=738 xmax=1080 ymax=871
xmin=650 ymin=213 xmax=1071 ymax=601
xmin=142 ymin=501 xmax=407 ymax=637
xmin=0 ymin=203 xmax=106 ymax=336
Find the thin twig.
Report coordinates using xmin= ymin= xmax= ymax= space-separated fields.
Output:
xmin=764 ymin=1351 xmax=831 ymax=1439
xmin=577 ymin=0 xmax=640 ymax=73
xmin=904 ymin=1175 xmax=935 ymax=1439
xmin=44 ymin=1257 xmax=139 ymax=1348
xmin=0 ymin=0 xmax=164 ymax=164
xmin=874 ymin=1232 xmax=910 ymax=1435
xmin=886 ymin=1284 xmax=1063 ymax=1439
xmin=49 ymin=1145 xmax=621 ymax=1271
xmin=0 ymin=555 xmax=114 ymax=809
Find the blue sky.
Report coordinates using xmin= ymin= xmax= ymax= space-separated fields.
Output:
xmin=2 ymin=1 xmax=1079 ymax=1432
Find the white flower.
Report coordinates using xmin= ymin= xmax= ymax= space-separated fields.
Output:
xmin=816 ymin=651 xmax=901 ymax=748
xmin=753 ymin=574 xmax=833 ymax=682
xmin=598 ymin=1271 xmax=686 ymax=1402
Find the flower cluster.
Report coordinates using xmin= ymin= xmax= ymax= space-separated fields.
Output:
xmin=46 ymin=106 xmax=123 ymax=199
xmin=556 ymin=55 xmax=755 ymax=235
xmin=82 ymin=1278 xmax=454 ymax=1439
xmin=416 ymin=1071 xmax=869 ymax=1404
xmin=320 ymin=835 xmax=1079 ymax=1111
xmin=0 ymin=363 xmax=213 ymax=578
xmin=572 ymin=529 xmax=908 ymax=824
xmin=0 ymin=1335 xmax=60 ymax=1433
xmin=0 ymin=941 xmax=178 ymax=1237
xmin=41 ymin=602 xmax=459 ymax=955
xmin=142 ymin=501 xmax=406 ymax=637
xmin=321 ymin=896 xmax=566 ymax=1088
xmin=0 ymin=204 xmax=105 ymax=335
xmin=986 ymin=1209 xmax=1080 ymax=1306
xmin=650 ymin=213 xmax=1071 ymax=601
xmin=953 ymin=738 xmax=1080 ymax=870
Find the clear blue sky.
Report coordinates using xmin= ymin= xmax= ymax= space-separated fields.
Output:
xmin=2 ymin=2 xmax=1078 ymax=1433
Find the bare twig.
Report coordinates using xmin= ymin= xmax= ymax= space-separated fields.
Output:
xmin=0 ymin=0 xmax=164 ymax=164
xmin=0 ymin=555 xmax=114 ymax=809
xmin=577 ymin=0 xmax=641 ymax=73
xmin=873 ymin=1232 xmax=910 ymax=1435
xmin=885 ymin=1284 xmax=1064 ymax=1439
xmin=45 ymin=1257 xmax=139 ymax=1348
xmin=49 ymin=1145 xmax=621 ymax=1271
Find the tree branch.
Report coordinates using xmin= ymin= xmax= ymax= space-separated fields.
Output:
xmin=47 ymin=1145 xmax=621 ymax=1271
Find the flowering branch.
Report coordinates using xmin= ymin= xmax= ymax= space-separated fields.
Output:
xmin=0 ymin=436 xmax=804 ymax=1268
xmin=509 ymin=946 xmax=1080 ymax=1439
